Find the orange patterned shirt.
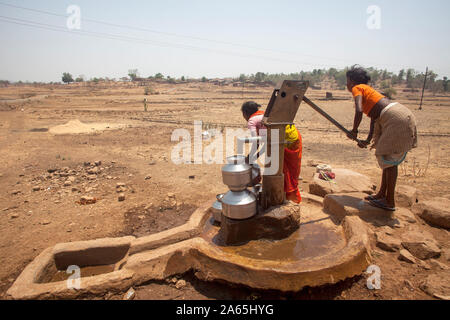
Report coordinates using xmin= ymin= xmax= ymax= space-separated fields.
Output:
xmin=351 ymin=84 xmax=385 ymax=115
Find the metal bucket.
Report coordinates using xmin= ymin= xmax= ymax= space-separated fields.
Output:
xmin=221 ymin=156 xmax=252 ymax=191
xmin=217 ymin=190 xmax=257 ymax=220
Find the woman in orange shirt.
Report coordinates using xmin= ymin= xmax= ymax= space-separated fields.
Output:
xmin=346 ymin=66 xmax=417 ymax=211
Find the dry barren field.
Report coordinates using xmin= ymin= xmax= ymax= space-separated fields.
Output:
xmin=0 ymin=81 xmax=449 ymax=300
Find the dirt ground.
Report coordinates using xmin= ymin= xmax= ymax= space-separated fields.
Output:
xmin=0 ymin=81 xmax=449 ymax=300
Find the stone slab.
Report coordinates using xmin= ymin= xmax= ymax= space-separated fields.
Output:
xmin=401 ymin=228 xmax=441 ymax=260
xmin=396 ymin=185 xmax=418 ymax=208
xmin=309 ymin=168 xmax=375 ymax=198
xmin=413 ymin=198 xmax=450 ymax=229
xmin=420 ymin=270 xmax=450 ymax=299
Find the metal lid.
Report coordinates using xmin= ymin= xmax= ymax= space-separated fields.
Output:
xmin=222 ymin=155 xmax=251 ymax=175
xmin=226 ymin=155 xmax=246 ymax=164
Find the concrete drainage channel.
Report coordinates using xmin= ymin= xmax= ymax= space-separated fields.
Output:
xmin=7 ymin=195 xmax=372 ymax=299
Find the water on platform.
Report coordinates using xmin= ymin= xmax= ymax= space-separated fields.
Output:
xmin=202 ymin=202 xmax=346 ymax=262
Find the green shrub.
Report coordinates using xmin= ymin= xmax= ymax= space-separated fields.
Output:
xmin=380 ymin=80 xmax=390 ymax=89
xmin=144 ymin=87 xmax=155 ymax=95
xmin=62 ymin=72 xmax=74 ymax=84
xmin=382 ymin=87 xmax=397 ymax=99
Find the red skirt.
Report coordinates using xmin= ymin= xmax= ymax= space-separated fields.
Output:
xmin=283 ymin=132 xmax=302 ymax=203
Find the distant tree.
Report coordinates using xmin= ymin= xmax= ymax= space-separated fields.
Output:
xmin=380 ymin=80 xmax=390 ymax=90
xmin=181 ymin=76 xmax=185 ymax=81
xmin=398 ymin=69 xmax=405 ymax=82
xmin=327 ymin=68 xmax=338 ymax=78
xmin=62 ymin=72 xmax=74 ymax=84
xmin=128 ymin=69 xmax=139 ymax=81
xmin=391 ymin=75 xmax=399 ymax=85
xmin=299 ymin=71 xmax=305 ymax=80
xmin=239 ymin=74 xmax=247 ymax=82
xmin=381 ymin=87 xmax=397 ymax=99
xmin=368 ymin=69 xmax=381 ymax=84
xmin=0 ymin=80 xmax=9 ymax=87
xmin=444 ymin=76 xmax=449 ymax=92
xmin=254 ymin=72 xmax=266 ymax=82
xmin=430 ymin=80 xmax=444 ymax=94
xmin=75 ymin=75 xmax=84 ymax=82
xmin=334 ymin=69 xmax=348 ymax=89
xmin=426 ymin=70 xmax=438 ymax=89
xmin=411 ymin=69 xmax=434 ymax=90
xmin=406 ymin=69 xmax=415 ymax=88
xmin=201 ymin=76 xmax=207 ymax=82
xmin=154 ymin=73 xmax=164 ymax=79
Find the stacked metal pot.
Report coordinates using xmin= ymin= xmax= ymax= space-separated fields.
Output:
xmin=212 ymin=155 xmax=261 ymax=222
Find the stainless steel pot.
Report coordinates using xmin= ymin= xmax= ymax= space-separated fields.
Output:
xmin=221 ymin=155 xmax=252 ymax=191
xmin=217 ymin=189 xmax=257 ymax=220
xmin=211 ymin=198 xmax=222 ymax=223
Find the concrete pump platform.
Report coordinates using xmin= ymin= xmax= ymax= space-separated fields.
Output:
xmin=7 ymin=194 xmax=372 ymax=299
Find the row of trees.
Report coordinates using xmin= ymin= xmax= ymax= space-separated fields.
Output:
xmin=62 ymin=73 xmax=113 ymax=84
xmin=127 ymin=69 xmax=186 ymax=83
xmin=237 ymin=68 xmax=448 ymax=93
xmin=54 ymin=68 xmax=448 ymax=93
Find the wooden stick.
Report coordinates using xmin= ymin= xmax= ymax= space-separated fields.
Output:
xmin=419 ymin=66 xmax=428 ymax=110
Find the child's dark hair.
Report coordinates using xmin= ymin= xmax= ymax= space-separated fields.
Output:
xmin=346 ymin=65 xmax=371 ymax=85
xmin=241 ymin=101 xmax=261 ymax=117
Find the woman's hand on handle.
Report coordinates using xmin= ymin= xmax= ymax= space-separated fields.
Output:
xmin=357 ymin=139 xmax=370 ymax=149
xmin=347 ymin=128 xmax=358 ymax=140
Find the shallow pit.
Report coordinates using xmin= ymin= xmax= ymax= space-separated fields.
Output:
xmin=40 ymin=264 xmax=117 ymax=283
xmin=122 ymin=203 xmax=198 ymax=237
xmin=32 ymin=236 xmax=134 ymax=285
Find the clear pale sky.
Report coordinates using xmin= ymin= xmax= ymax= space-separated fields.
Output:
xmin=0 ymin=0 xmax=449 ymax=82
